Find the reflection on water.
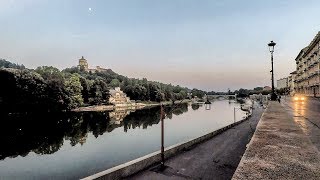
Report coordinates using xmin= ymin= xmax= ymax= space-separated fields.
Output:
xmin=109 ymin=109 xmax=132 ymax=124
xmin=0 ymin=101 xmax=245 ymax=179
xmin=0 ymin=104 xmax=188 ymax=161
xmin=191 ymin=103 xmax=201 ymax=110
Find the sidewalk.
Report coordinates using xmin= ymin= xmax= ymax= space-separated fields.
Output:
xmin=127 ymin=104 xmax=265 ymax=180
xmin=232 ymin=101 xmax=320 ymax=180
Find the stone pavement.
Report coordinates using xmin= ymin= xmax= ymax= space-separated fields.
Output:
xmin=232 ymin=101 xmax=320 ymax=180
xmin=127 ymin=103 xmax=265 ymax=180
xmin=281 ymin=96 xmax=320 ymax=150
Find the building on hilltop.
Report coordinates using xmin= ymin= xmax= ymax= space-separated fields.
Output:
xmin=294 ymin=31 xmax=320 ymax=97
xmin=78 ymin=56 xmax=89 ymax=71
xmin=95 ymin=66 xmax=108 ymax=72
xmin=77 ymin=56 xmax=108 ymax=73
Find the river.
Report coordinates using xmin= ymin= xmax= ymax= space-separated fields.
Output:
xmin=0 ymin=100 xmax=247 ymax=179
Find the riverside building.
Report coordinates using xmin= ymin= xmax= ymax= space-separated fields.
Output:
xmin=288 ymin=71 xmax=297 ymax=95
xmin=277 ymin=77 xmax=289 ymax=89
xmin=294 ymin=32 xmax=320 ymax=97
xmin=109 ymin=87 xmax=132 ymax=105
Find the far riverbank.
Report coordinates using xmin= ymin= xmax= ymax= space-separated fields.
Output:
xmin=72 ymin=99 xmax=192 ymax=112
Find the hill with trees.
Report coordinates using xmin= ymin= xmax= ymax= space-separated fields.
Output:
xmin=0 ymin=59 xmax=206 ymax=113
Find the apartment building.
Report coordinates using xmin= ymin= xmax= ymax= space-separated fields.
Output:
xmin=288 ymin=71 xmax=297 ymax=95
xmin=294 ymin=32 xmax=320 ymax=97
xmin=277 ymin=77 xmax=289 ymax=89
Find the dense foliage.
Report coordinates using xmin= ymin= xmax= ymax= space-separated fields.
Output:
xmin=0 ymin=59 xmax=205 ymax=112
xmin=0 ymin=59 xmax=25 ymax=69
xmin=234 ymin=88 xmax=272 ymax=97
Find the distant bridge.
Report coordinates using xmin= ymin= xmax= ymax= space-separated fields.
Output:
xmin=206 ymin=95 xmax=237 ymax=99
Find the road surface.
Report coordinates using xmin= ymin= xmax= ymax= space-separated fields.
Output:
xmin=281 ymin=96 xmax=320 ymax=150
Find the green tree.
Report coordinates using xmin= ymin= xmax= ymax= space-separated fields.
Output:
xmin=64 ymin=73 xmax=83 ymax=108
xmin=0 ymin=59 xmax=25 ymax=69
xmin=89 ymin=79 xmax=110 ymax=104
xmin=79 ymin=76 xmax=90 ymax=103
xmin=35 ymin=66 xmax=62 ymax=81
xmin=109 ymin=79 xmax=120 ymax=88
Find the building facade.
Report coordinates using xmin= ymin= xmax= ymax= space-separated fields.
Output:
xmin=108 ymin=87 xmax=132 ymax=105
xmin=288 ymin=71 xmax=297 ymax=95
xmin=294 ymin=32 xmax=320 ymax=97
xmin=263 ymin=86 xmax=272 ymax=91
xmin=277 ymin=77 xmax=289 ymax=89
xmin=78 ymin=56 xmax=89 ymax=71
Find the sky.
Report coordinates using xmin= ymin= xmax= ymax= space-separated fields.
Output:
xmin=1 ymin=0 xmax=320 ymax=91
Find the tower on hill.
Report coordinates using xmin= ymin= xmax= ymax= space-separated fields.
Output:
xmin=77 ymin=56 xmax=108 ymax=73
xmin=78 ymin=56 xmax=88 ymax=71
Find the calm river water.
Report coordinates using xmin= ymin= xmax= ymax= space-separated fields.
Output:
xmin=0 ymin=100 xmax=247 ymax=179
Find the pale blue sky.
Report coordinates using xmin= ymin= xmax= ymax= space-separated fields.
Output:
xmin=1 ymin=0 xmax=320 ymax=91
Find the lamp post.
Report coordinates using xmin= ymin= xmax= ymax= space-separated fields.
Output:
xmin=268 ymin=40 xmax=277 ymax=101
xmin=160 ymin=104 xmax=165 ymax=168
xmin=234 ymin=107 xmax=241 ymax=123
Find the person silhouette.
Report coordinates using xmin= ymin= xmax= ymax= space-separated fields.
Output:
xmin=277 ymin=96 xmax=281 ymax=103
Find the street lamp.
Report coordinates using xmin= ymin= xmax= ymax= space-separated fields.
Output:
xmin=268 ymin=40 xmax=277 ymax=101
xmin=160 ymin=104 xmax=165 ymax=169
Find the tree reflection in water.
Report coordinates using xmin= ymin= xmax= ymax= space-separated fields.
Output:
xmin=0 ymin=103 xmax=188 ymax=161
xmin=191 ymin=103 xmax=201 ymax=110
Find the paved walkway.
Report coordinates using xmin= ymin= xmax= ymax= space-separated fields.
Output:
xmin=233 ymin=101 xmax=320 ymax=180
xmin=281 ymin=96 xmax=320 ymax=150
xmin=127 ymin=103 xmax=265 ymax=180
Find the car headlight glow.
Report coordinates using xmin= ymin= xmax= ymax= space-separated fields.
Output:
xmin=301 ymin=97 xmax=305 ymax=100
xmin=294 ymin=97 xmax=299 ymax=100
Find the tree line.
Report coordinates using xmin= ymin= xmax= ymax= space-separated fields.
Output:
xmin=0 ymin=59 xmax=206 ymax=112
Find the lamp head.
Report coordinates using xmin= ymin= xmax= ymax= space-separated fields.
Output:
xmin=268 ymin=40 xmax=276 ymax=52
